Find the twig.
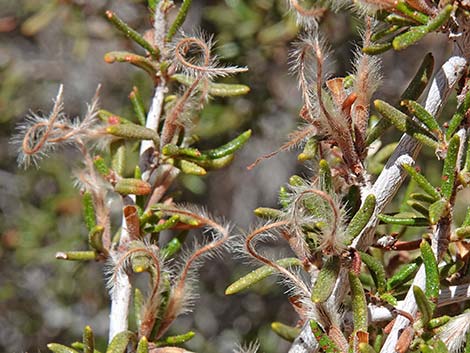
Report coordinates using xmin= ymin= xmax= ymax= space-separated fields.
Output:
xmin=379 ymin=55 xmax=468 ymax=353
xmin=108 ymin=2 xmax=169 ymax=342
xmin=288 ymin=53 xmax=468 ymax=353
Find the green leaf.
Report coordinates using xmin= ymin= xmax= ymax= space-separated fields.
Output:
xmin=345 ymin=194 xmax=376 ymax=244
xmin=166 ymin=0 xmax=193 ymax=41
xmin=311 ymin=256 xmax=341 ymax=303
xmin=349 ymin=271 xmax=368 ymax=332
xmin=395 ymin=0 xmax=429 ymax=24
xmin=410 ymin=192 xmax=437 ymax=204
xmin=401 ymin=100 xmax=441 ymax=136
xmin=297 ymin=137 xmax=317 ymax=161
xmin=55 ymin=251 xmax=97 ymax=261
xmin=111 ymin=140 xmax=127 ymax=176
xmin=392 ymin=5 xmax=452 ymax=51
xmin=387 ymin=258 xmax=422 ymax=291
xmin=106 ymin=331 xmax=134 ymax=353
xmin=48 ymin=344 xmax=80 ymax=353
xmin=271 ymin=322 xmax=300 ymax=342
xmin=310 ymin=321 xmax=341 ymax=353
xmin=420 ymin=240 xmax=439 ymax=303
xmin=402 ymin=164 xmax=440 ymax=201
xmin=374 ymin=99 xmax=438 ymax=148
xmin=362 ymin=42 xmax=393 ymax=55
xmin=104 ymin=51 xmax=157 ymax=77
xmin=378 ymin=214 xmax=429 ymax=226
xmin=225 ymin=258 xmax=302 ymax=295
xmin=82 ymin=192 xmax=96 ymax=232
xmin=88 ymin=226 xmax=104 ymax=253
xmin=429 ymin=199 xmax=448 ymax=225
xmin=162 ymin=144 xmax=201 ymax=158
xmin=407 ymin=200 xmax=429 ymax=218
xmin=136 ymin=337 xmax=149 ymax=353
xmin=83 ymin=326 xmax=94 ymax=353
xmin=129 ymin=86 xmax=146 ymax=126
xmin=441 ymin=134 xmax=460 ymax=200
xmin=105 ymin=11 xmax=158 ymax=58
xmin=106 ymin=123 xmax=160 ymax=144
xmin=371 ymin=25 xmax=400 ymax=41
xmin=178 ymin=159 xmax=207 ymax=176
xmin=253 ymin=207 xmax=282 ymax=220
xmin=428 ymin=315 xmax=451 ymax=329
xmin=199 ymin=130 xmax=252 ymax=159
xmin=134 ymin=288 xmax=144 ymax=328
xmin=156 ymin=331 xmax=195 ymax=346
xmin=447 ymin=91 xmax=470 ymax=139
xmin=413 ymin=285 xmax=433 ymax=325
xmin=319 ymin=159 xmax=332 ymax=193
xmin=115 ymin=178 xmax=151 ymax=195
xmin=161 ymin=231 xmax=187 ymax=258
xmin=172 ymin=74 xmax=250 ymax=97
xmin=359 ymin=252 xmax=386 ymax=293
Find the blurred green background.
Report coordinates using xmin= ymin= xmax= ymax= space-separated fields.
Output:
xmin=0 ymin=1 xmax=459 ymax=352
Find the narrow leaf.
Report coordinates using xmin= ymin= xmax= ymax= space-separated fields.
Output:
xmin=199 ymin=130 xmax=252 ymax=159
xmin=157 ymin=331 xmax=195 ymax=346
xmin=441 ymin=134 xmax=460 ymax=200
xmin=107 ymin=123 xmax=159 ymax=144
xmin=105 ymin=11 xmax=158 ymax=57
xmin=319 ymin=159 xmax=332 ymax=193
xmin=402 ymin=163 xmax=440 ymax=200
xmin=413 ymin=285 xmax=433 ymax=325
xmin=106 ymin=331 xmax=134 ymax=353
xmin=447 ymin=91 xmax=470 ymax=139
xmin=129 ymin=86 xmax=146 ymax=126
xmin=378 ymin=214 xmax=429 ymax=226
xmin=420 ymin=240 xmax=439 ymax=303
xmin=104 ymin=51 xmax=157 ymax=77
xmin=136 ymin=337 xmax=149 ymax=353
xmin=83 ymin=326 xmax=94 ymax=353
xmin=47 ymin=344 xmax=80 ymax=353
xmin=349 ymin=271 xmax=368 ymax=332
xmin=345 ymin=194 xmax=376 ymax=244
xmin=172 ymin=74 xmax=250 ymax=96
xmin=225 ymin=258 xmax=302 ymax=295
xmin=115 ymin=178 xmax=152 ymax=195
xmin=401 ymin=100 xmax=441 ymax=136
xmin=310 ymin=321 xmax=341 ymax=353
xmin=166 ymin=0 xmax=193 ymax=41
xmin=297 ymin=137 xmax=317 ymax=161
xmin=387 ymin=258 xmax=422 ymax=291
xmin=429 ymin=199 xmax=448 ymax=225
xmin=253 ymin=207 xmax=282 ymax=220
xmin=395 ymin=0 xmax=429 ymax=24
xmin=271 ymin=322 xmax=300 ymax=342
xmin=83 ymin=192 xmax=96 ymax=232
xmin=311 ymin=256 xmax=341 ymax=303
xmin=374 ymin=99 xmax=437 ymax=148
xmin=359 ymin=252 xmax=386 ymax=293
xmin=56 ymin=251 xmax=97 ymax=261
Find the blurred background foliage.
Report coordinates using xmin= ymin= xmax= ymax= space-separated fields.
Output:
xmin=0 ymin=0 xmax=461 ymax=352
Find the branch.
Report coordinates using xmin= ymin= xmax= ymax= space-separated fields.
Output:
xmin=380 ymin=55 xmax=468 ymax=353
xmin=288 ymin=53 xmax=468 ymax=353
xmin=108 ymin=2 xmax=168 ymax=342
